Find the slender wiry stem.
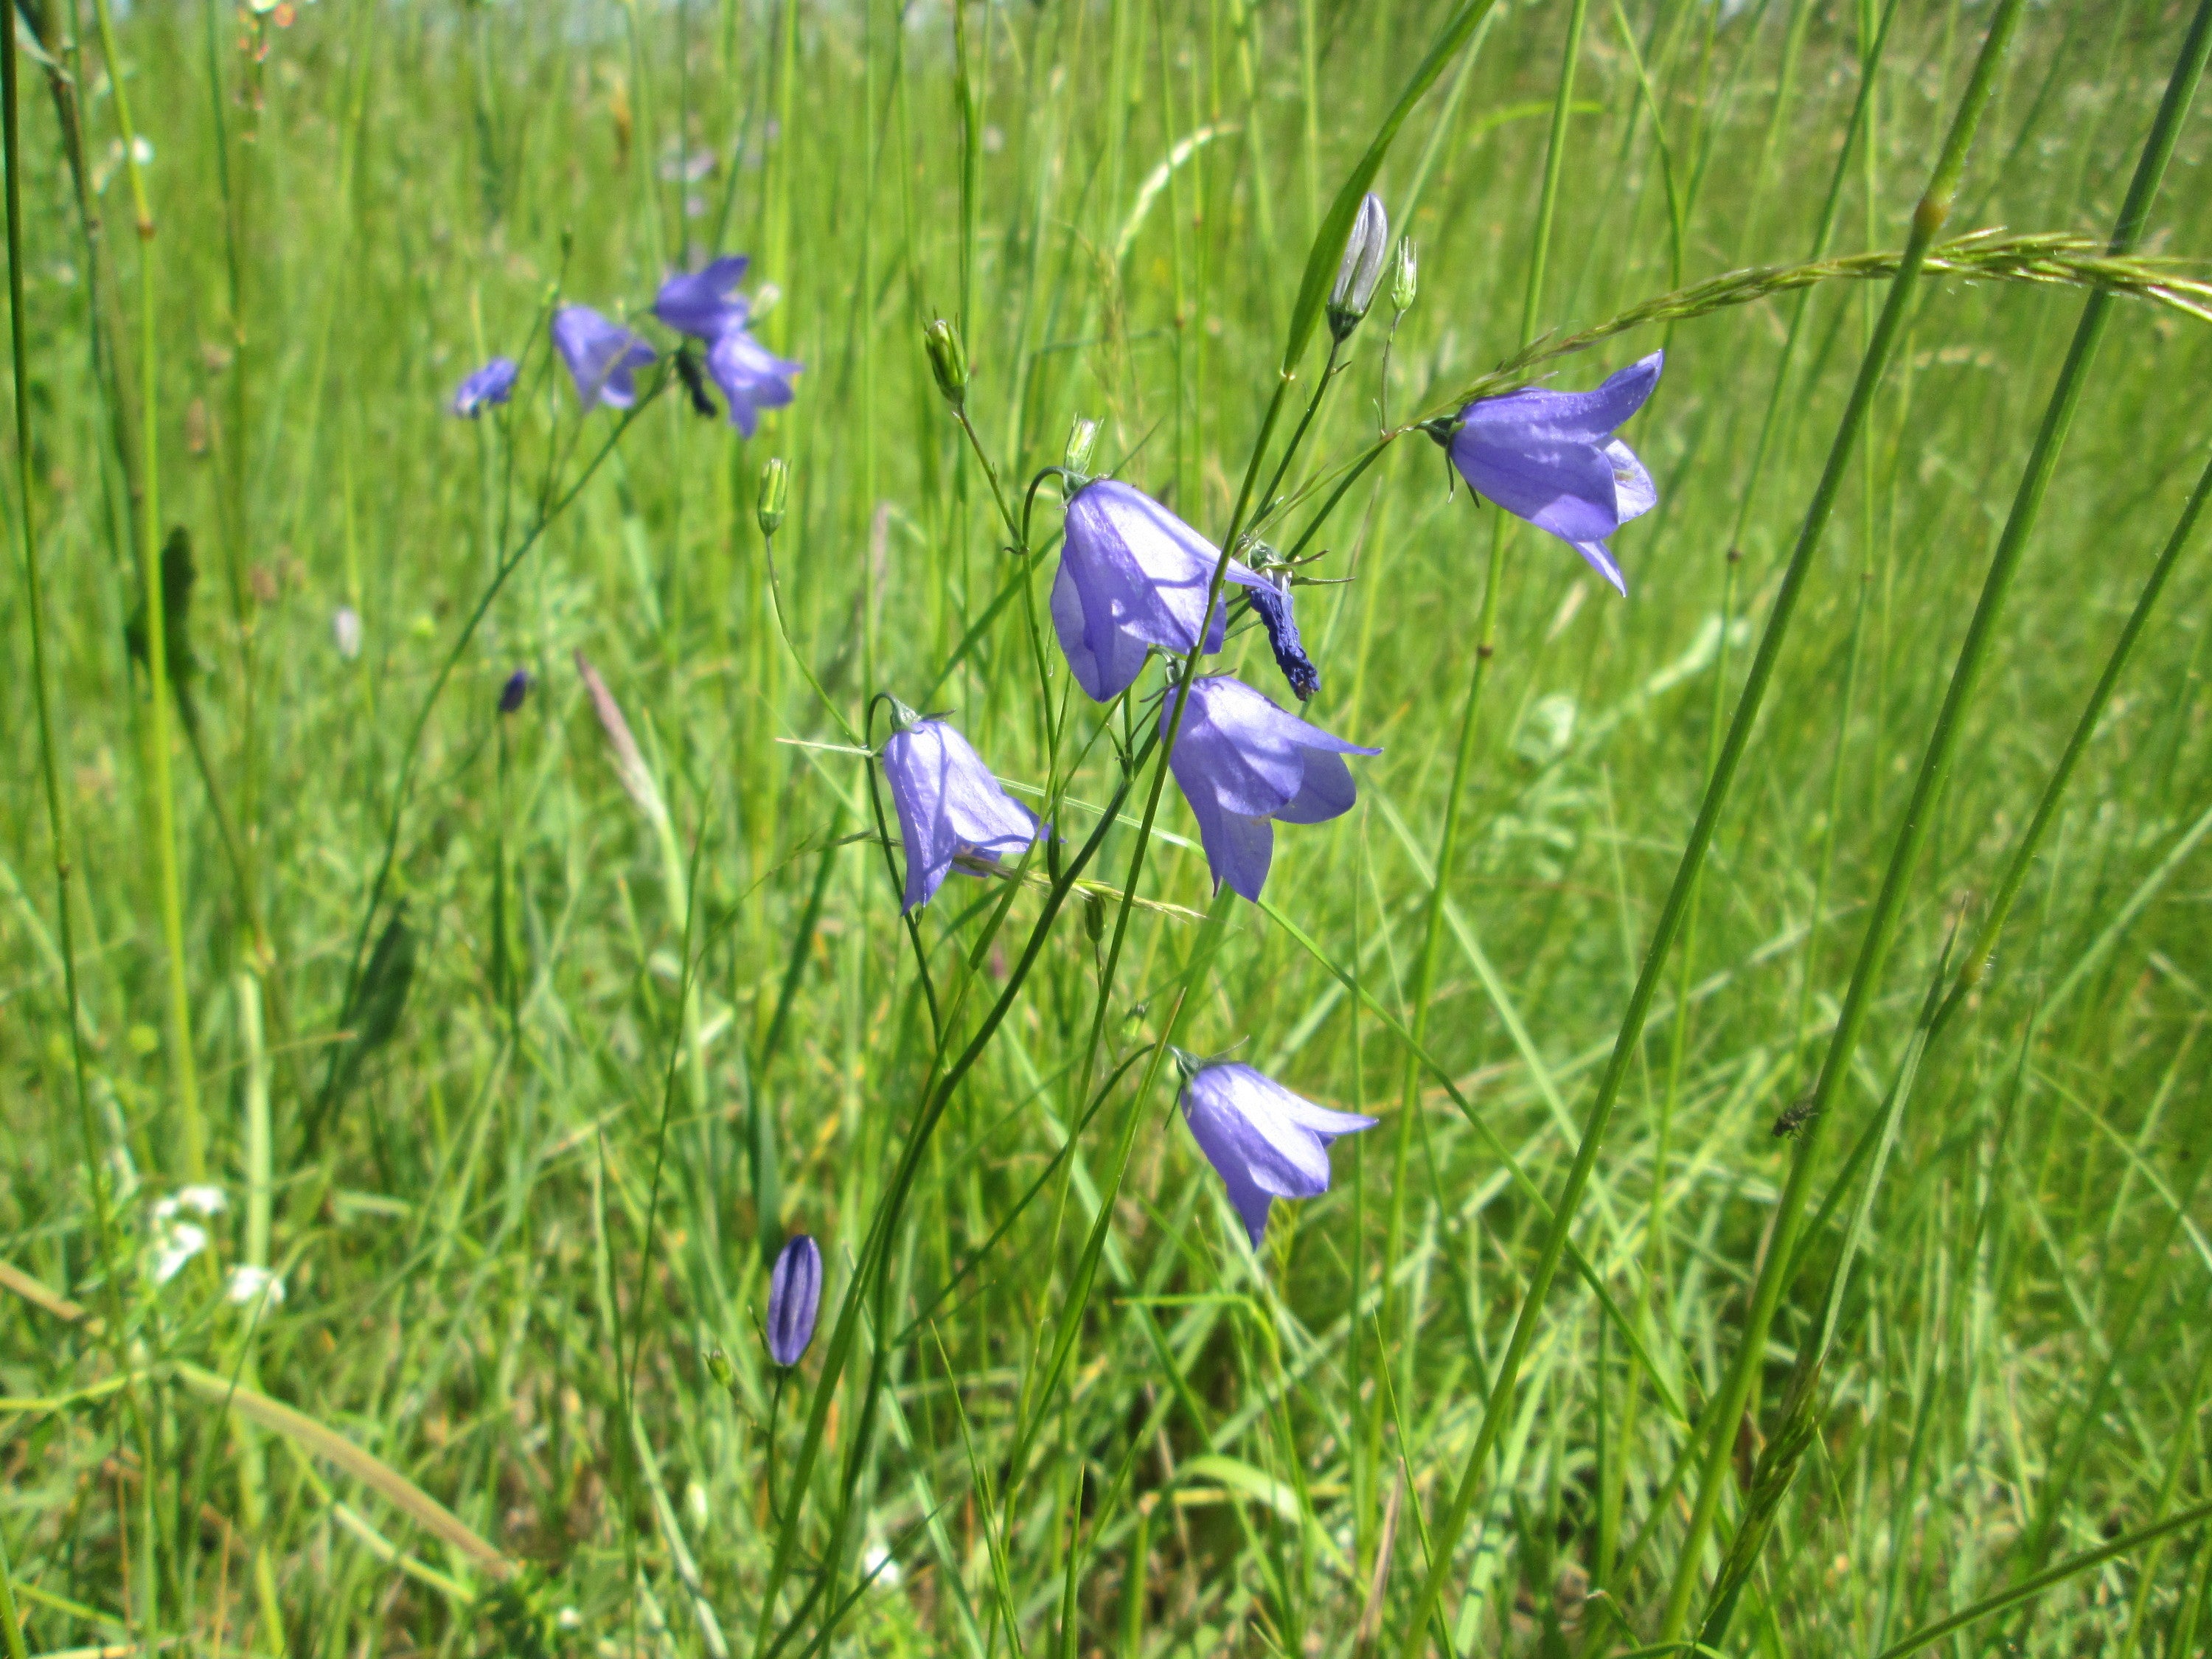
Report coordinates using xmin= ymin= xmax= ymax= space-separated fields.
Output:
xmin=1394 ymin=4 xmax=2027 ymax=1648
xmin=90 ymin=0 xmax=203 ymax=1180
xmin=1672 ymin=1 xmax=2212 ymax=1636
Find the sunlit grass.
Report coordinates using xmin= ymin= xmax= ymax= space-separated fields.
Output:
xmin=1 ymin=0 xmax=2210 ymax=1654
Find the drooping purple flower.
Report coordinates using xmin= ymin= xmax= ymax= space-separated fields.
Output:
xmin=653 ymin=254 xmax=751 ymax=341
xmin=706 ymin=326 xmax=802 ymax=437
xmin=1245 ymin=577 xmax=1318 ymax=702
xmin=552 ymin=305 xmax=656 ymax=411
xmin=1161 ymin=675 xmax=1378 ymax=902
xmin=1445 ymin=351 xmax=1663 ymax=595
xmin=498 ymin=668 xmax=532 ymax=714
xmin=1175 ymin=1054 xmax=1377 ymax=1247
xmin=880 ymin=709 xmax=1041 ymax=913
xmin=766 ymin=1234 xmax=821 ymax=1366
xmin=1052 ymin=481 xmax=1264 ymax=703
xmin=450 ymin=356 xmax=519 ymax=418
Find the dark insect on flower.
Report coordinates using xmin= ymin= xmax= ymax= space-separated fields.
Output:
xmin=1772 ymin=1096 xmax=1820 ymax=1138
xmin=673 ymin=346 xmax=720 ymax=418
xmin=1245 ymin=577 xmax=1319 ymax=703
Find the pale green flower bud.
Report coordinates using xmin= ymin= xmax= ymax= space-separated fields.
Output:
xmin=757 ymin=457 xmax=789 ymax=538
xmin=1391 ymin=237 xmax=1418 ymax=314
xmin=923 ymin=317 xmax=969 ymax=411
xmin=1063 ymin=414 xmax=1099 ymax=478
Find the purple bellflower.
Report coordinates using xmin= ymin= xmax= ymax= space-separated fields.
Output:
xmin=706 ymin=327 xmax=803 ymax=438
xmin=552 ymin=305 xmax=655 ymax=411
xmin=451 ymin=357 xmax=518 ymax=418
xmin=653 ymin=254 xmax=751 ymax=341
xmin=649 ymin=254 xmax=801 ymax=434
xmin=1161 ymin=675 xmax=1378 ymax=902
xmin=498 ymin=668 xmax=532 ymax=714
xmin=1444 ymin=351 xmax=1663 ymax=595
xmin=765 ymin=1234 xmax=821 ymax=1366
xmin=880 ymin=706 xmax=1042 ymax=914
xmin=1053 ymin=480 xmax=1263 ymax=703
xmin=1176 ymin=1054 xmax=1377 ymax=1246
xmin=1245 ymin=577 xmax=1318 ymax=702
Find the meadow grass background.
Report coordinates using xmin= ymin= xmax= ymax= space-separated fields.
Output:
xmin=3 ymin=0 xmax=2212 ymax=1652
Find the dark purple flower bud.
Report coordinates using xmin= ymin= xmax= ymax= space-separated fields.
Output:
xmin=1245 ymin=577 xmax=1318 ymax=702
xmin=1052 ymin=480 xmax=1265 ymax=703
xmin=1161 ymin=675 xmax=1378 ymax=902
xmin=653 ymin=254 xmax=751 ymax=341
xmin=450 ymin=357 xmax=519 ymax=418
xmin=551 ymin=305 xmax=656 ymax=411
xmin=498 ymin=668 xmax=531 ymax=714
xmin=880 ymin=710 xmax=1041 ymax=913
xmin=706 ymin=326 xmax=802 ymax=438
xmin=1175 ymin=1054 xmax=1376 ymax=1246
xmin=1445 ymin=352 xmax=1663 ymax=595
xmin=766 ymin=1234 xmax=821 ymax=1366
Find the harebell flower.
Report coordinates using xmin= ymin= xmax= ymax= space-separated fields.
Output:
xmin=450 ymin=358 xmax=518 ymax=417
xmin=552 ymin=306 xmax=656 ymax=411
xmin=1441 ymin=352 xmax=1663 ymax=594
xmin=1161 ymin=675 xmax=1377 ymax=902
xmin=879 ymin=704 xmax=1041 ymax=913
xmin=1175 ymin=1052 xmax=1376 ymax=1245
xmin=1054 ymin=480 xmax=1262 ymax=702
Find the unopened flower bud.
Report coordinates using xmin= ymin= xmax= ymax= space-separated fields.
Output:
xmin=705 ymin=1347 xmax=734 ymax=1390
xmin=1062 ymin=414 xmax=1099 ymax=479
xmin=498 ymin=668 xmax=532 ymax=715
xmin=1391 ymin=237 xmax=1418 ymax=314
xmin=765 ymin=1235 xmax=821 ymax=1367
xmin=923 ymin=317 xmax=968 ymax=411
xmin=757 ymin=457 xmax=789 ymax=538
xmin=1326 ymin=193 xmax=1389 ymax=341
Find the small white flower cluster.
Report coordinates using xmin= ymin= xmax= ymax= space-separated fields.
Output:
xmin=144 ymin=1186 xmax=287 ymax=1307
xmin=149 ymin=1185 xmax=226 ymax=1284
xmin=226 ymin=1265 xmax=286 ymax=1307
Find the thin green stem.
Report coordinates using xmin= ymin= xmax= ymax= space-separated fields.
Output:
xmin=91 ymin=0 xmax=202 ymax=1180
xmin=1394 ymin=4 xmax=2028 ymax=1648
xmin=1665 ymin=0 xmax=2210 ymax=1638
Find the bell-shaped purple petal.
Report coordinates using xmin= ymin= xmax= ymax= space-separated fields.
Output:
xmin=552 ymin=306 xmax=657 ymax=411
xmin=766 ymin=1234 xmax=821 ymax=1366
xmin=1449 ymin=352 xmax=1663 ymax=594
xmin=1054 ymin=481 xmax=1262 ymax=702
xmin=1180 ymin=1060 xmax=1376 ymax=1246
xmin=707 ymin=327 xmax=802 ymax=437
xmin=880 ymin=717 xmax=1040 ymax=913
xmin=450 ymin=357 xmax=518 ymax=418
xmin=653 ymin=254 xmax=751 ymax=341
xmin=1161 ymin=676 xmax=1378 ymax=902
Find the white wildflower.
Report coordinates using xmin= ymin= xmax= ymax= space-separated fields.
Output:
xmin=152 ymin=1222 xmax=207 ymax=1285
xmin=226 ymin=1265 xmax=285 ymax=1307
